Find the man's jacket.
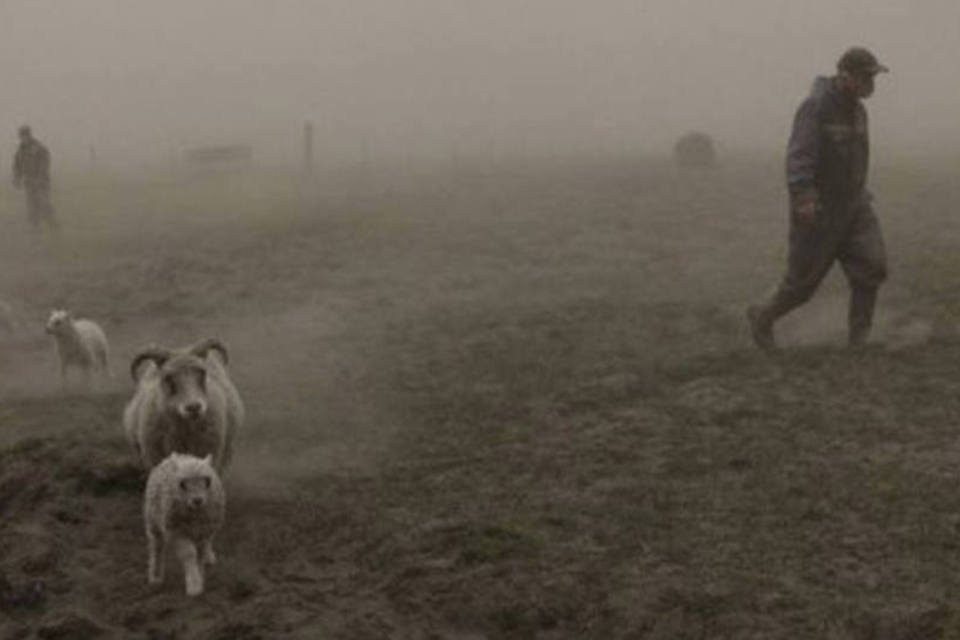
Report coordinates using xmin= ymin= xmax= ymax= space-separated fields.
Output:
xmin=13 ymin=139 xmax=51 ymax=189
xmin=786 ymin=76 xmax=869 ymax=207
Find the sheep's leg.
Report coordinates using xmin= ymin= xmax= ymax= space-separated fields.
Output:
xmin=101 ymin=349 xmax=112 ymax=379
xmin=176 ymin=538 xmax=204 ymax=596
xmin=201 ymin=539 xmax=217 ymax=566
xmin=95 ymin=344 xmax=110 ymax=380
xmin=147 ymin=526 xmax=165 ymax=584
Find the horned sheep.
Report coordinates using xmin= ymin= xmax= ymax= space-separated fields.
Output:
xmin=44 ymin=309 xmax=110 ymax=386
xmin=144 ymin=452 xmax=225 ymax=596
xmin=123 ymin=338 xmax=243 ymax=472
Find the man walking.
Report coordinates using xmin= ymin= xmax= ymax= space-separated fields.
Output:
xmin=13 ymin=125 xmax=57 ymax=231
xmin=747 ymin=47 xmax=889 ymax=351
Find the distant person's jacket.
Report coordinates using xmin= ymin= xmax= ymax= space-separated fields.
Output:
xmin=13 ymin=139 xmax=51 ymax=190
xmin=786 ymin=76 xmax=869 ymax=208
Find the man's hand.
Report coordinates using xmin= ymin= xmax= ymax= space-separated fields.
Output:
xmin=793 ymin=190 xmax=818 ymax=224
xmin=795 ymin=200 xmax=817 ymax=223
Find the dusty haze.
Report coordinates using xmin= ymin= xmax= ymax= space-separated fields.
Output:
xmin=7 ymin=4 xmax=960 ymax=635
xmin=1 ymin=0 xmax=957 ymax=171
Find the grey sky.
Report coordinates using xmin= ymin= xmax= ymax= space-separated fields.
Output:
xmin=1 ymin=1 xmax=956 ymax=168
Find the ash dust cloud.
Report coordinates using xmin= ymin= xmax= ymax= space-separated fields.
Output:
xmin=2 ymin=1 xmax=960 ymax=638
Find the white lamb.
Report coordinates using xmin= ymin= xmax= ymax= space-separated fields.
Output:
xmin=144 ymin=452 xmax=225 ymax=597
xmin=44 ymin=309 xmax=110 ymax=387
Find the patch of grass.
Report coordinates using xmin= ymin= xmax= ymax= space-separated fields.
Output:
xmin=1 ymin=437 xmax=49 ymax=457
xmin=69 ymin=461 xmax=143 ymax=497
xmin=456 ymin=523 xmax=544 ymax=566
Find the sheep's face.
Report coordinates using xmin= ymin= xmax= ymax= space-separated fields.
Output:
xmin=170 ymin=453 xmax=216 ymax=510
xmin=45 ymin=310 xmax=71 ymax=335
xmin=159 ymin=357 xmax=210 ymax=423
xmin=178 ymin=473 xmax=213 ymax=510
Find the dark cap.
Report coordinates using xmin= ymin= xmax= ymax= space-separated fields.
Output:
xmin=838 ymin=47 xmax=889 ymax=75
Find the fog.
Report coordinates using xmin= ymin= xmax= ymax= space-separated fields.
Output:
xmin=1 ymin=0 xmax=957 ymax=170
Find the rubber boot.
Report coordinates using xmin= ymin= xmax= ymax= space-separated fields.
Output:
xmin=746 ymin=304 xmax=779 ymax=353
xmin=848 ymin=286 xmax=878 ymax=348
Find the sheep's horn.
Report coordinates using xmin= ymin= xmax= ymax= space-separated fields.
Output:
xmin=130 ymin=347 xmax=171 ymax=381
xmin=191 ymin=338 xmax=229 ymax=365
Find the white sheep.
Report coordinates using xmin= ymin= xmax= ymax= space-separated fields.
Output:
xmin=44 ymin=309 xmax=110 ymax=387
xmin=123 ymin=338 xmax=243 ymax=472
xmin=144 ymin=452 xmax=225 ymax=596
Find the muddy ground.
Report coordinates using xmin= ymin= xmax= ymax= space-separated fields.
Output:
xmin=3 ymin=154 xmax=960 ymax=638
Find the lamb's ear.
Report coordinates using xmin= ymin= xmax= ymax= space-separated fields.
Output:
xmin=130 ymin=346 xmax=171 ymax=381
xmin=202 ymin=454 xmax=213 ymax=466
xmin=192 ymin=338 xmax=229 ymax=365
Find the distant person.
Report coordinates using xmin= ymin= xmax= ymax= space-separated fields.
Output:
xmin=12 ymin=125 xmax=57 ymax=231
xmin=746 ymin=47 xmax=889 ymax=351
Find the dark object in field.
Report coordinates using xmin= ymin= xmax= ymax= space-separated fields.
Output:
xmin=183 ymin=144 xmax=253 ymax=170
xmin=13 ymin=125 xmax=58 ymax=231
xmin=673 ymin=131 xmax=716 ymax=168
